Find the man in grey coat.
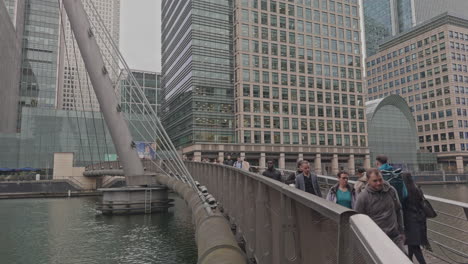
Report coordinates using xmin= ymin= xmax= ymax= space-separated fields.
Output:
xmin=295 ymin=161 xmax=322 ymax=197
xmin=354 ymin=168 xmax=406 ymax=253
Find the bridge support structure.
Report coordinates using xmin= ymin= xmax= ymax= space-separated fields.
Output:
xmin=62 ymin=0 xmax=170 ymax=214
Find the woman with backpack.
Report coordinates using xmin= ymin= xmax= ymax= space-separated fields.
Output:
xmin=401 ymin=172 xmax=429 ymax=264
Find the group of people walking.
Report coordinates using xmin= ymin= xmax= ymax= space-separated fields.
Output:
xmin=261 ymin=154 xmax=430 ymax=264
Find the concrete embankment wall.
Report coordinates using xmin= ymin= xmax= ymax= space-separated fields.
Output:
xmin=0 ymin=180 xmax=101 ymax=199
xmin=0 ymin=180 xmax=79 ymax=193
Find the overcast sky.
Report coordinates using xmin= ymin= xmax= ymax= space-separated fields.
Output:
xmin=120 ymin=0 xmax=161 ymax=72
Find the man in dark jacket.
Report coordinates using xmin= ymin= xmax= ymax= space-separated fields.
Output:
xmin=285 ymin=160 xmax=303 ymax=185
xmin=262 ymin=160 xmax=282 ymax=182
xmin=223 ymin=155 xmax=234 ymax=166
xmin=355 ymin=168 xmax=406 ymax=253
xmin=295 ymin=161 xmax=322 ymax=197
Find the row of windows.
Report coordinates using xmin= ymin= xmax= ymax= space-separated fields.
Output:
xmin=416 ymin=111 xmax=453 ymax=122
xmin=417 ymin=121 xmax=457 ymax=133
xmin=241 ymin=62 xmax=361 ymax=79
xmin=368 ymin=75 xmax=450 ymax=96
xmin=239 ymin=9 xmax=359 ymax=32
xmin=419 ymin=132 xmax=455 ymax=143
xmin=449 ymin=31 xmax=468 ymax=41
xmin=240 ymin=70 xmax=363 ymax=89
xmin=456 ymin=97 xmax=468 ymax=105
xmin=240 ymin=0 xmax=359 ymax=16
xmin=241 ymin=101 xmax=365 ymax=119
xmin=367 ymin=46 xmax=447 ymax=78
xmin=242 ymin=85 xmax=363 ymax=101
xmin=243 ymin=131 xmax=365 ymax=147
xmin=449 ymin=41 xmax=468 ymax=51
xmin=369 ymin=63 xmax=448 ymax=89
xmin=242 ymin=115 xmax=365 ymax=132
xmin=367 ymin=31 xmax=446 ymax=67
xmin=451 ymin=52 xmax=467 ymax=62
xmin=368 ymin=87 xmax=451 ymax=104
xmin=424 ymin=144 xmax=456 ymax=153
xmin=238 ymin=45 xmax=361 ymax=67
xmin=239 ymin=22 xmax=360 ymax=44
xmin=238 ymin=34 xmax=361 ymax=55
xmin=453 ymin=63 xmax=468 ymax=73
xmin=239 ymin=54 xmax=361 ymax=75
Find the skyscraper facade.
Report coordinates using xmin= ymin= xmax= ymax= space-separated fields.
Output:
xmin=363 ymin=0 xmax=468 ymax=56
xmin=58 ymin=0 xmax=120 ymax=112
xmin=366 ymin=13 xmax=468 ymax=173
xmin=161 ymin=0 xmax=235 ymax=147
xmin=162 ymin=0 xmax=369 ymax=173
xmin=18 ymin=0 xmax=60 ymax=111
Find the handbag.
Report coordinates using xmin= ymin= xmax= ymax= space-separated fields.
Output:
xmin=421 ymin=191 xmax=437 ymax=218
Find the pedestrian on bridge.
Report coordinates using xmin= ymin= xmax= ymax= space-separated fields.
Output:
xmin=295 ymin=161 xmax=322 ymax=197
xmin=233 ymin=157 xmax=250 ymax=171
xmin=326 ymin=171 xmax=356 ymax=209
xmin=401 ymin=172 xmax=428 ymax=264
xmin=285 ymin=159 xmax=303 ymax=185
xmin=354 ymin=167 xmax=367 ymax=195
xmin=354 ymin=168 xmax=406 ymax=253
xmin=262 ymin=160 xmax=282 ymax=182
xmin=223 ymin=155 xmax=234 ymax=166
xmin=376 ymin=155 xmax=408 ymax=205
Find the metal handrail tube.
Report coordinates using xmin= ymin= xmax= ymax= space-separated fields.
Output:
xmin=350 ymin=214 xmax=412 ymax=264
xmin=428 ymin=219 xmax=468 ymax=234
xmin=428 ymin=229 xmax=468 ymax=246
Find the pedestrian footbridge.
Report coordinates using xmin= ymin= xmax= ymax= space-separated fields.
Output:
xmin=58 ymin=0 xmax=468 ymax=262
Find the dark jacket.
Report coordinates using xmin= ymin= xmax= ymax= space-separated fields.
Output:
xmin=326 ymin=183 xmax=357 ymax=209
xmin=403 ymin=186 xmax=428 ymax=246
xmin=295 ymin=172 xmax=322 ymax=197
xmin=285 ymin=170 xmax=300 ymax=185
xmin=354 ymin=181 xmax=404 ymax=239
xmin=223 ymin=159 xmax=234 ymax=166
xmin=262 ymin=168 xmax=282 ymax=182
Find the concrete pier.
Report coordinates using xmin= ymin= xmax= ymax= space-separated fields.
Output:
xmin=97 ymin=186 xmax=173 ymax=215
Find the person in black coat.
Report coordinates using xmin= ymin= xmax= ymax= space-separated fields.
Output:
xmin=402 ymin=172 xmax=428 ymax=264
xmin=285 ymin=160 xmax=304 ymax=185
xmin=223 ymin=155 xmax=234 ymax=166
xmin=262 ymin=160 xmax=282 ymax=182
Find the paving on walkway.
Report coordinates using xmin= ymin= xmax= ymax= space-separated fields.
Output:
xmin=422 ymin=250 xmax=451 ymax=264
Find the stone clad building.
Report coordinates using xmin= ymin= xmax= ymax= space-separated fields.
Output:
xmin=366 ymin=13 xmax=468 ymax=173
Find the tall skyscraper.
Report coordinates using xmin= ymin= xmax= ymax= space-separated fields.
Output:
xmin=363 ymin=0 xmax=468 ymax=56
xmin=366 ymin=13 xmax=468 ymax=173
xmin=161 ymin=0 xmax=235 ymax=148
xmin=58 ymin=0 xmax=120 ymax=112
xmin=162 ymin=0 xmax=369 ymax=173
xmin=18 ymin=0 xmax=60 ymax=111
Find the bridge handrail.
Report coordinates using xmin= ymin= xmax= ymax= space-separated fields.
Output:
xmin=276 ymin=167 xmax=468 ymax=211
xmin=186 ymin=162 xmax=411 ymax=264
xmin=275 ymin=167 xmax=468 ymax=263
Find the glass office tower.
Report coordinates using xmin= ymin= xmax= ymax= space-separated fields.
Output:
xmin=19 ymin=0 xmax=60 ymax=110
xmin=161 ymin=0 xmax=235 ymax=148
